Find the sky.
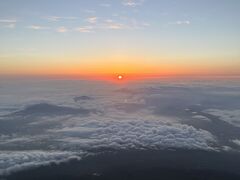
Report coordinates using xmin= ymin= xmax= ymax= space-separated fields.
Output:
xmin=0 ymin=0 xmax=240 ymax=77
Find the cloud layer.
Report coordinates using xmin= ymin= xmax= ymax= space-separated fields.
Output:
xmin=0 ymin=78 xmax=240 ymax=175
xmin=0 ymin=151 xmax=82 ymax=176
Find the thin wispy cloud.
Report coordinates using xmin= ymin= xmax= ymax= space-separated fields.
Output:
xmin=0 ymin=19 xmax=17 ymax=23
xmin=75 ymin=26 xmax=94 ymax=33
xmin=44 ymin=16 xmax=77 ymax=22
xmin=169 ymin=20 xmax=191 ymax=25
xmin=122 ymin=0 xmax=144 ymax=7
xmin=76 ymin=17 xmax=150 ymax=32
xmin=56 ymin=26 xmax=68 ymax=33
xmin=106 ymin=23 xmax=125 ymax=29
xmin=27 ymin=25 xmax=49 ymax=30
xmin=86 ymin=16 xmax=98 ymax=24
xmin=0 ymin=19 xmax=17 ymax=29
xmin=102 ymin=19 xmax=126 ymax=30
xmin=0 ymin=14 xmax=149 ymax=33
xmin=84 ymin=17 xmax=150 ymax=31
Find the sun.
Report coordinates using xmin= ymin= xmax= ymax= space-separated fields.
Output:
xmin=117 ymin=75 xmax=123 ymax=80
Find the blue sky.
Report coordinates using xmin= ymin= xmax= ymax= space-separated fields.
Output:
xmin=0 ymin=0 xmax=240 ymax=75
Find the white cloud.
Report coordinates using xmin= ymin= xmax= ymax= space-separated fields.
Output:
xmin=47 ymin=112 xmax=216 ymax=151
xmin=0 ymin=19 xmax=17 ymax=29
xmin=232 ymin=139 xmax=240 ymax=146
xmin=192 ymin=115 xmax=211 ymax=122
xmin=222 ymin=146 xmax=233 ymax=151
xmin=122 ymin=0 xmax=144 ymax=7
xmin=0 ymin=151 xmax=82 ymax=176
xmin=177 ymin=20 xmax=190 ymax=25
xmin=86 ymin=16 xmax=98 ymax=24
xmin=0 ymin=19 xmax=17 ymax=23
xmin=205 ymin=109 xmax=240 ymax=127
xmin=0 ymin=136 xmax=33 ymax=145
xmin=169 ymin=20 xmax=191 ymax=25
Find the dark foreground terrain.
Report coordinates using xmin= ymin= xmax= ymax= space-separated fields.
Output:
xmin=3 ymin=149 xmax=240 ymax=180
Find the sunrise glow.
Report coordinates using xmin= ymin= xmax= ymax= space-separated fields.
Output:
xmin=0 ymin=1 xmax=239 ymax=78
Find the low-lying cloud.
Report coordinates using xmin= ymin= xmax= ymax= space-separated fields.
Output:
xmin=1 ymin=78 xmax=240 ymax=175
xmin=12 ymin=103 xmax=95 ymax=116
xmin=0 ymin=151 xmax=82 ymax=176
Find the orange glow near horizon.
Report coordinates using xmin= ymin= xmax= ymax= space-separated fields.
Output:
xmin=1 ymin=48 xmax=240 ymax=78
xmin=1 ymin=52 xmax=239 ymax=78
xmin=1 ymin=56 xmax=240 ymax=80
xmin=0 ymin=1 xmax=240 ymax=79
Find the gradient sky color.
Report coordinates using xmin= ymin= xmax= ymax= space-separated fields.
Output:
xmin=0 ymin=0 xmax=240 ymax=76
